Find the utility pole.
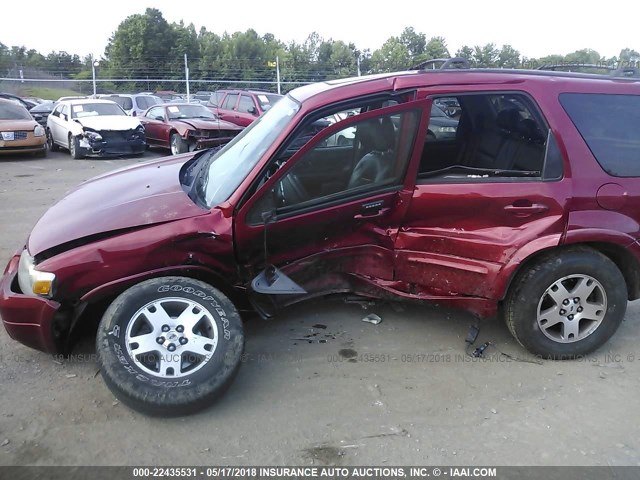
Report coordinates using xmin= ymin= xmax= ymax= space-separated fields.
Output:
xmin=357 ymin=56 xmax=361 ymax=77
xmin=184 ymin=53 xmax=190 ymax=102
xmin=276 ymin=56 xmax=281 ymax=95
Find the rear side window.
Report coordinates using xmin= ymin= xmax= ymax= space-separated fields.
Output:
xmin=560 ymin=93 xmax=640 ymax=177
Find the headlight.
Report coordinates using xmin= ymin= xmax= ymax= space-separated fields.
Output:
xmin=435 ymin=126 xmax=457 ymax=133
xmin=18 ymin=250 xmax=56 ymax=297
xmin=34 ymin=125 xmax=45 ymax=137
xmin=84 ymin=131 xmax=102 ymax=141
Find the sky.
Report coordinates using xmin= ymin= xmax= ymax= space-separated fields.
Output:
xmin=2 ymin=0 xmax=639 ymax=60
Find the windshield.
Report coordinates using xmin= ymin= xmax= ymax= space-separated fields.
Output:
xmin=167 ymin=104 xmax=215 ymax=119
xmin=71 ymin=102 xmax=126 ymax=118
xmin=200 ymin=95 xmax=300 ymax=207
xmin=0 ymin=103 xmax=32 ymax=120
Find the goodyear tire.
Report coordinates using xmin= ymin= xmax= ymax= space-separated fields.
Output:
xmin=96 ymin=276 xmax=244 ymax=416
xmin=505 ymin=248 xmax=627 ymax=359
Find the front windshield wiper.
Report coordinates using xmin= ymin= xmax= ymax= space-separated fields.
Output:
xmin=182 ymin=149 xmax=215 ymax=207
xmin=420 ymin=164 xmax=541 ymax=178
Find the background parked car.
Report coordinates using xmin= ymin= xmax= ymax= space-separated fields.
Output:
xmin=193 ymin=91 xmax=215 ymax=102
xmin=47 ymin=99 xmax=146 ymax=159
xmin=100 ymin=94 xmax=163 ymax=117
xmin=427 ymin=104 xmax=459 ymax=140
xmin=155 ymin=90 xmax=183 ymax=102
xmin=0 ymin=93 xmax=37 ymax=111
xmin=0 ymin=99 xmax=46 ymax=156
xmin=29 ymin=100 xmax=56 ymax=127
xmin=139 ymin=102 xmax=242 ymax=154
xmin=56 ymin=95 xmax=87 ymax=102
xmin=210 ymin=89 xmax=283 ymax=126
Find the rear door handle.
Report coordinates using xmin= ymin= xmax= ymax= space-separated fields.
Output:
xmin=504 ymin=202 xmax=549 ymax=217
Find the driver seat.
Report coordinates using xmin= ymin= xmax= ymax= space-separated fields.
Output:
xmin=347 ymin=117 xmax=396 ymax=189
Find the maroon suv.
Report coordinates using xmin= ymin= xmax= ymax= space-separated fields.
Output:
xmin=211 ymin=89 xmax=283 ymax=127
xmin=2 ymin=67 xmax=640 ymax=415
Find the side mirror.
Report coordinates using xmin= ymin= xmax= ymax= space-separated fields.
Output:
xmin=60 ymin=114 xmax=67 ymax=121
xmin=154 ymin=116 xmax=164 ymax=121
xmin=248 ymin=106 xmax=257 ymax=115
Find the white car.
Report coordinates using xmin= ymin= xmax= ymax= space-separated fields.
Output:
xmin=47 ymin=99 xmax=146 ymax=158
xmin=325 ymin=111 xmax=358 ymax=146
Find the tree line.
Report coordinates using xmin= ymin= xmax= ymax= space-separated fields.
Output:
xmin=2 ymin=8 xmax=639 ymax=93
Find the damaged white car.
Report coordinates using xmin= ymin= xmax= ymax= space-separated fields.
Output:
xmin=47 ymin=99 xmax=146 ymax=158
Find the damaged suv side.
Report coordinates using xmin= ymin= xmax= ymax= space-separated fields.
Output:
xmin=2 ymin=66 xmax=640 ymax=415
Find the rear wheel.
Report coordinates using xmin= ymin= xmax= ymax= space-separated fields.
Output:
xmin=96 ymin=276 xmax=244 ymax=416
xmin=170 ymin=133 xmax=188 ymax=155
xmin=505 ymin=248 xmax=627 ymax=359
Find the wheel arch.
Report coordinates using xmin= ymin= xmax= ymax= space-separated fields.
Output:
xmin=500 ymin=242 xmax=640 ymax=303
xmin=66 ymin=266 xmax=250 ymax=350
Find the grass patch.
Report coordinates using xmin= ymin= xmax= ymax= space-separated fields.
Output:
xmin=17 ymin=86 xmax=84 ymax=101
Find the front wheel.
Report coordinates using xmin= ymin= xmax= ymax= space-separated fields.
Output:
xmin=47 ymin=129 xmax=59 ymax=151
xmin=170 ymin=133 xmax=188 ymax=155
xmin=69 ymin=135 xmax=82 ymax=159
xmin=505 ymin=248 xmax=627 ymax=359
xmin=96 ymin=277 xmax=244 ymax=416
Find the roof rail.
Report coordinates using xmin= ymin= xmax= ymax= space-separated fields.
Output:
xmin=411 ymin=57 xmax=471 ymax=71
xmin=537 ymin=63 xmax=640 ymax=78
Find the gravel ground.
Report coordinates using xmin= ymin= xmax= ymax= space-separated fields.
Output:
xmin=0 ymin=150 xmax=639 ymax=466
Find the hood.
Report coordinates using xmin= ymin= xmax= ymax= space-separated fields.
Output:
xmin=0 ymin=119 xmax=38 ymax=131
xmin=429 ymin=116 xmax=459 ymax=128
xmin=75 ymin=115 xmax=141 ymax=131
xmin=28 ymin=154 xmax=207 ymax=256
xmin=174 ymin=118 xmax=241 ymax=131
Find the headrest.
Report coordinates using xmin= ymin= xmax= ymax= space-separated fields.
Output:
xmin=358 ymin=117 xmax=395 ymax=151
xmin=518 ymin=118 xmax=546 ymax=143
xmin=496 ymin=108 xmax=521 ymax=132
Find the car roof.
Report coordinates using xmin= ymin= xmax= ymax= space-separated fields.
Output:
xmin=217 ymin=89 xmax=281 ymax=95
xmin=159 ymin=102 xmax=208 ymax=108
xmin=60 ymin=98 xmax=120 ymax=105
xmin=104 ymin=93 xmax=159 ymax=98
xmin=0 ymin=97 xmax=26 ymax=106
xmin=289 ymin=69 xmax=640 ymax=106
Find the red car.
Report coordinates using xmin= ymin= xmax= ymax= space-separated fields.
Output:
xmin=211 ymin=89 xmax=283 ymax=127
xmin=2 ymin=64 xmax=640 ymax=415
xmin=139 ymin=103 xmax=242 ymax=154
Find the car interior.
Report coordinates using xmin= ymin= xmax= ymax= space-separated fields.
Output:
xmin=247 ymin=93 xmax=551 ymax=224
xmin=419 ymin=93 xmax=549 ymax=180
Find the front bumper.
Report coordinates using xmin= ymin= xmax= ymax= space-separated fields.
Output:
xmin=0 ymin=254 xmax=62 ymax=353
xmin=80 ymin=134 xmax=146 ymax=157
xmin=0 ymin=133 xmax=47 ymax=155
